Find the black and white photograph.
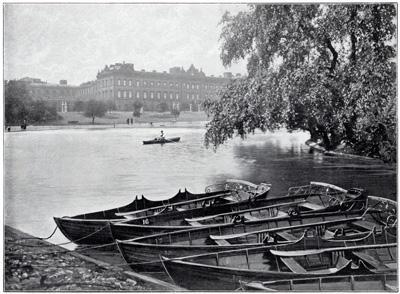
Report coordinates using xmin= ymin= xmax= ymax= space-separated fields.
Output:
xmin=4 ymin=2 xmax=397 ymax=291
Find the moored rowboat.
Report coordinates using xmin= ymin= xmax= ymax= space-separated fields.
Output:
xmin=239 ymin=273 xmax=398 ymax=291
xmin=54 ymin=179 xmax=270 ymax=245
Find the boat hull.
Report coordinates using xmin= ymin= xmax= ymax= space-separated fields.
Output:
xmin=162 ymin=257 xmax=354 ymax=291
xmin=240 ymin=274 xmax=398 ymax=291
xmin=143 ymin=137 xmax=180 ymax=145
xmin=53 ymin=217 xmax=117 ymax=245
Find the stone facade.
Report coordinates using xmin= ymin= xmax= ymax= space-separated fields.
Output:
xmin=20 ymin=78 xmax=78 ymax=113
xmin=93 ymin=62 xmax=235 ymax=111
xmin=19 ymin=62 xmax=239 ymax=112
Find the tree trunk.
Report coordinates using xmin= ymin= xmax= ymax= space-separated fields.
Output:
xmin=92 ymin=116 xmax=95 ymax=124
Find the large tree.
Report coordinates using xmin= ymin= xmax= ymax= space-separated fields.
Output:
xmin=84 ymin=100 xmax=107 ymax=123
xmin=204 ymin=4 xmax=396 ymax=162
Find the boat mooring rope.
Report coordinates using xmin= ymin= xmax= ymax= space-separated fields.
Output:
xmin=14 ymin=223 xmax=111 ymax=248
xmin=19 ymin=226 xmax=58 ymax=241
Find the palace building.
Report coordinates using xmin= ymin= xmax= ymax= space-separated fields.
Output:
xmin=20 ymin=77 xmax=78 ymax=113
xmin=20 ymin=62 xmax=240 ymax=112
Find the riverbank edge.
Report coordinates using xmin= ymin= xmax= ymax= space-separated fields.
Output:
xmin=305 ymin=139 xmax=382 ymax=162
xmin=4 ymin=225 xmax=184 ymax=291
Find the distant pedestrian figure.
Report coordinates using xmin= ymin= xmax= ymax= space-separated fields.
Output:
xmin=160 ymin=130 xmax=164 ymax=138
xmin=127 ymin=118 xmax=130 ymax=125
xmin=131 ymin=118 xmax=133 ymax=124
xmin=21 ymin=119 xmax=27 ymax=130
xmin=150 ymin=122 xmax=153 ymax=127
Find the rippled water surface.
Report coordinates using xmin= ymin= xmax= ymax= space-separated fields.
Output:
xmin=4 ymin=126 xmax=396 ymax=245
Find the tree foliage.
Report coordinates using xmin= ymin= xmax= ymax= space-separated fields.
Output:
xmin=73 ymin=100 xmax=85 ymax=112
xmin=132 ymin=100 xmax=143 ymax=118
xmin=159 ymin=102 xmax=169 ymax=113
xmin=204 ymin=4 xmax=396 ymax=162
xmin=171 ymin=108 xmax=181 ymax=120
xmin=5 ymin=80 xmax=59 ymax=124
xmin=84 ymin=99 xmax=107 ymax=123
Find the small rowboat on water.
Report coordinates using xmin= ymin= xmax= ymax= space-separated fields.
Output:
xmin=143 ymin=137 xmax=180 ymax=145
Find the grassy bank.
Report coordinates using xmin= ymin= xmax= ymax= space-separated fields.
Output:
xmin=49 ymin=111 xmax=209 ymax=126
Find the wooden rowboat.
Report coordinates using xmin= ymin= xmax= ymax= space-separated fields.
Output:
xmin=239 ymin=273 xmax=398 ymax=291
xmin=54 ymin=179 xmax=269 ymax=245
xmin=110 ymin=182 xmax=368 ymax=241
xmin=115 ymin=210 xmax=374 ymax=272
xmin=143 ymin=137 xmax=180 ymax=144
xmin=160 ymin=242 xmax=397 ymax=290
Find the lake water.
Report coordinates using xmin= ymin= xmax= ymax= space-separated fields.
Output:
xmin=4 ymin=125 xmax=396 ymax=247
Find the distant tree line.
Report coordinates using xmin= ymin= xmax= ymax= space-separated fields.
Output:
xmin=204 ymin=4 xmax=396 ymax=162
xmin=5 ymin=80 xmax=60 ymax=125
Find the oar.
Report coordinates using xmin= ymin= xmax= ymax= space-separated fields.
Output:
xmin=209 ymin=210 xmax=368 ymax=241
xmin=270 ymin=243 xmax=397 ymax=257
xmin=162 ymin=138 xmax=179 ymax=143
xmin=184 ymin=200 xmax=307 ymax=223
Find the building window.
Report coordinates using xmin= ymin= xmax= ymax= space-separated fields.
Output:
xmin=129 ymin=80 xmax=132 ymax=86
xmin=144 ymin=81 xmax=147 ymax=86
xmin=163 ymin=82 xmax=167 ymax=87
xmin=170 ymin=92 xmax=173 ymax=99
xmin=176 ymin=93 xmax=179 ymax=99
xmin=197 ymin=85 xmax=199 ymax=90
xmin=157 ymin=92 xmax=161 ymax=99
xmin=176 ymin=83 xmax=179 ymax=87
xmin=196 ymin=94 xmax=199 ymax=99
xmin=136 ymin=92 xmax=140 ymax=98
xmin=192 ymin=94 xmax=195 ymax=99
xmin=118 ymin=80 xmax=121 ymax=86
xmin=157 ymin=82 xmax=161 ymax=87
xmin=169 ymin=82 xmax=173 ymax=87
xmin=137 ymin=81 xmax=140 ymax=87
xmin=123 ymin=80 xmax=126 ymax=86
xmin=163 ymin=92 xmax=167 ymax=99
xmin=187 ymin=93 xmax=189 ymax=99
xmin=123 ymin=91 xmax=127 ymax=98
xmin=129 ymin=91 xmax=132 ymax=98
xmin=150 ymin=81 xmax=154 ymax=87
xmin=187 ymin=84 xmax=190 ymax=89
xmin=118 ymin=91 xmax=121 ymax=98
xmin=144 ymin=92 xmax=147 ymax=99
xmin=191 ymin=84 xmax=194 ymax=89
xmin=150 ymin=92 xmax=154 ymax=99
xmin=205 ymin=85 xmax=208 ymax=89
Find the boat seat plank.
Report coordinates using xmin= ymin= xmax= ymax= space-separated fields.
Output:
xmin=352 ymin=251 xmax=389 ymax=269
xmin=276 ymin=211 xmax=288 ymax=217
xmin=214 ymin=239 xmax=230 ymax=246
xmin=299 ymin=202 xmax=325 ymax=211
xmin=352 ymin=220 xmax=376 ymax=231
xmin=189 ymin=221 xmax=202 ymax=227
xmin=275 ymin=231 xmax=298 ymax=241
xmin=280 ymin=257 xmax=308 ymax=274
xmin=243 ymin=214 xmax=259 ymax=221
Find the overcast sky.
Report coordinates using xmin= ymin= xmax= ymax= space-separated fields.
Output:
xmin=4 ymin=3 xmax=249 ymax=85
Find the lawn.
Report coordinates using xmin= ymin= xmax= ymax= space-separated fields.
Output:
xmin=55 ymin=111 xmax=209 ymax=125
